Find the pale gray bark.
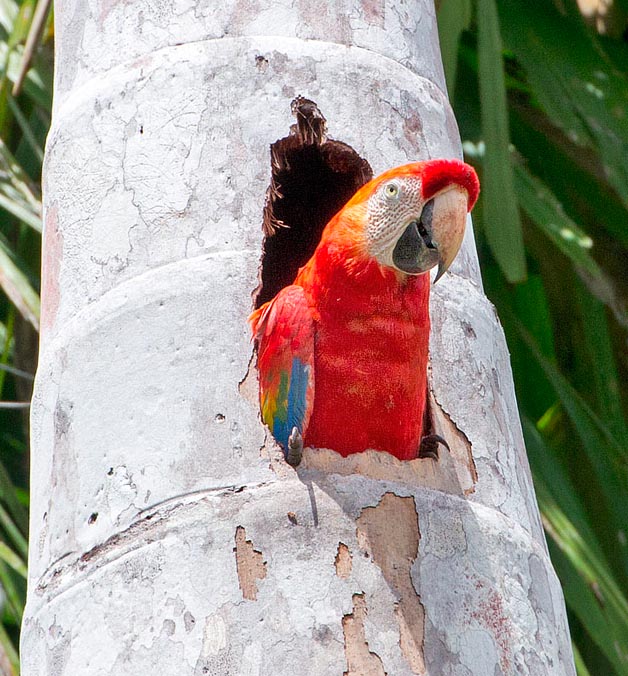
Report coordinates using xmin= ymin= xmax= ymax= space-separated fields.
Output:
xmin=22 ymin=1 xmax=575 ymax=674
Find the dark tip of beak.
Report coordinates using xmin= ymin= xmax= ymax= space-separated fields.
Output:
xmin=433 ymin=259 xmax=447 ymax=283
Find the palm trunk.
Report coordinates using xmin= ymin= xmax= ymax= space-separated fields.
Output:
xmin=22 ymin=1 xmax=575 ymax=674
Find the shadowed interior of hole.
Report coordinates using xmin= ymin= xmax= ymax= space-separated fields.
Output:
xmin=256 ymin=138 xmax=373 ymax=307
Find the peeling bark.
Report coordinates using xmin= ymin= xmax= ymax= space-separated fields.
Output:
xmin=357 ymin=493 xmax=425 ymax=674
xmin=234 ymin=526 xmax=267 ymax=601
xmin=299 ymin=445 xmax=471 ymax=496
xmin=342 ymin=594 xmax=387 ymax=676
xmin=335 ymin=542 xmax=352 ymax=579
xmin=426 ymin=388 xmax=478 ymax=493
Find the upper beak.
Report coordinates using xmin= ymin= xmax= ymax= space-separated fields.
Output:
xmin=391 ymin=187 xmax=468 ymax=279
xmin=430 ymin=187 xmax=468 ymax=282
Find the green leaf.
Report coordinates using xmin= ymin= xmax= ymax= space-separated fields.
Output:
xmin=528 ymin=420 xmax=628 ymax=672
xmin=0 ymin=38 xmax=51 ymax=112
xmin=0 ymin=620 xmax=18 ymax=675
xmin=0 ymin=560 xmax=23 ymax=622
xmin=0 ymin=1 xmax=33 ymax=131
xmin=514 ymin=317 xmax=628 ymax=580
xmin=0 ymin=308 xmax=13 ymax=398
xmin=507 ymin=274 xmax=557 ymax=419
xmin=0 ymin=542 xmax=25 ymax=578
xmin=0 ymin=504 xmax=26 ymax=561
xmin=0 ymin=190 xmax=41 ymax=230
xmin=548 ymin=537 xmax=628 ymax=676
xmin=476 ymin=0 xmax=526 ymax=282
xmin=8 ymin=46 xmax=51 ymax=110
xmin=0 ymin=0 xmax=18 ymax=35
xmin=437 ymin=0 xmax=472 ymax=101
xmin=0 ymin=459 xmax=27 ymax=538
xmin=514 ymin=163 xmax=596 ymax=274
xmin=512 ymin=275 xmax=555 ymax=359
xmin=574 ymin=279 xmax=628 ymax=446
xmin=9 ymin=95 xmax=44 ymax=165
xmin=0 ymin=240 xmax=39 ymax=330
xmin=0 ymin=143 xmax=41 ymax=234
xmin=0 ymin=135 xmax=42 ymax=232
xmin=573 ymin=642 xmax=593 ymax=676
xmin=524 ymin=418 xmax=608 ymax=569
xmin=498 ymin=0 xmax=628 ymax=212
xmin=514 ymin=162 xmax=626 ymax=328
xmin=509 ymin=101 xmax=628 ymax=250
xmin=537 ymin=478 xmax=628 ymax=674
xmin=517 ymin=317 xmax=627 ymax=473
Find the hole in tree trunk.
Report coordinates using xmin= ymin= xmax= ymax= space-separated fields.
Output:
xmin=255 ymin=96 xmax=373 ymax=307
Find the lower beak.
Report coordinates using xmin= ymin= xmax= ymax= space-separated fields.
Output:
xmin=392 ymin=188 xmax=468 ymax=279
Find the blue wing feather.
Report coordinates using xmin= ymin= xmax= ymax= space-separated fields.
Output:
xmin=250 ymin=286 xmax=315 ymax=454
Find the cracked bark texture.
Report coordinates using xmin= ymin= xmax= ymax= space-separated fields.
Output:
xmin=22 ymin=1 xmax=575 ymax=674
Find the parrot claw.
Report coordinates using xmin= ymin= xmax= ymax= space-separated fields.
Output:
xmin=418 ymin=434 xmax=449 ymax=460
xmin=286 ymin=427 xmax=304 ymax=467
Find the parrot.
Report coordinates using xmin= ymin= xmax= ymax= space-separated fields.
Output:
xmin=250 ymin=159 xmax=479 ymax=465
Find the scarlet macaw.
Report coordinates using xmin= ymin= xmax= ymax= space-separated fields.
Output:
xmin=250 ymin=159 xmax=479 ymax=465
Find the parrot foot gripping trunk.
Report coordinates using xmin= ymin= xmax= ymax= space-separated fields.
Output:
xmin=417 ymin=434 xmax=450 ymax=461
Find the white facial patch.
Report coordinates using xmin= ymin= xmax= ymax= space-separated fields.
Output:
xmin=366 ymin=177 xmax=425 ymax=267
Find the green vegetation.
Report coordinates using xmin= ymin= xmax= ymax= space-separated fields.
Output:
xmin=438 ymin=0 xmax=628 ymax=673
xmin=0 ymin=0 xmax=51 ymax=670
xmin=0 ymin=0 xmax=625 ymax=673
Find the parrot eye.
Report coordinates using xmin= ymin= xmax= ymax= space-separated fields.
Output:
xmin=384 ymin=182 xmax=400 ymax=200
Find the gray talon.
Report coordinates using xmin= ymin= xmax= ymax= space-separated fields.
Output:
xmin=418 ymin=433 xmax=449 ymax=460
xmin=286 ymin=426 xmax=304 ymax=467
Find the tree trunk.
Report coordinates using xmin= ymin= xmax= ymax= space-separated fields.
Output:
xmin=22 ymin=1 xmax=576 ymax=674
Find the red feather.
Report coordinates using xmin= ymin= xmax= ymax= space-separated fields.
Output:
xmin=293 ymin=219 xmax=430 ymax=460
xmin=420 ymin=158 xmax=480 ymax=210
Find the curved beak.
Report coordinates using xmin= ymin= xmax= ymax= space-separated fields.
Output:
xmin=432 ymin=187 xmax=469 ymax=282
xmin=391 ymin=187 xmax=469 ymax=280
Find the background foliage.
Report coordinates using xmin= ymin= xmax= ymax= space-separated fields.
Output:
xmin=0 ymin=0 xmax=51 ymax=672
xmin=438 ymin=0 xmax=628 ymax=673
xmin=0 ymin=0 xmax=624 ymax=673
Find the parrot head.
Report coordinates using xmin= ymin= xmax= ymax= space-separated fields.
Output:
xmin=345 ymin=159 xmax=479 ymax=281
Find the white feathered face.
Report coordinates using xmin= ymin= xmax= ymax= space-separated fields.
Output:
xmin=366 ymin=176 xmax=469 ymax=280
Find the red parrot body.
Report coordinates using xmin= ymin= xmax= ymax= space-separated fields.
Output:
xmin=251 ymin=159 xmax=479 ymax=461
xmin=292 ymin=229 xmax=430 ymax=459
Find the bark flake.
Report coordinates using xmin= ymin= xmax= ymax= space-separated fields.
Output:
xmin=335 ymin=542 xmax=352 ymax=579
xmin=356 ymin=492 xmax=425 ymax=674
xmin=425 ymin=389 xmax=477 ymax=494
xmin=342 ymin=593 xmax=387 ymax=676
xmin=233 ymin=526 xmax=267 ymax=601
